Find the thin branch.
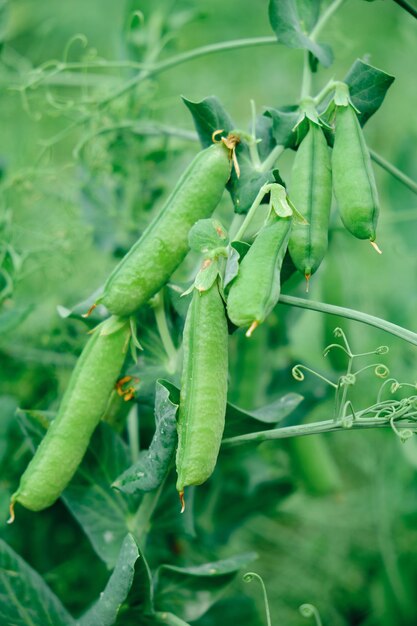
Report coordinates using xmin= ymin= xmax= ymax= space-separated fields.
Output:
xmin=392 ymin=0 xmax=417 ymax=19
xmin=278 ymin=294 xmax=417 ymax=347
xmin=370 ymin=149 xmax=417 ymax=195
xmin=222 ymin=416 xmax=417 ymax=447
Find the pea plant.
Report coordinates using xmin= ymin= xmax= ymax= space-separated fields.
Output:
xmin=2 ymin=0 xmax=417 ymax=625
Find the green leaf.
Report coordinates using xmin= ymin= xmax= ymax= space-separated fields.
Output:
xmin=223 ymin=393 xmax=304 ymax=438
xmin=182 ymin=96 xmax=235 ymax=148
xmin=344 ymin=59 xmax=395 ymax=125
xmin=263 ymin=107 xmax=300 ymax=149
xmin=154 ymin=553 xmax=257 ymax=622
xmin=62 ymin=424 xmax=134 ymax=569
xmin=0 ymin=538 xmax=74 ymax=626
xmin=113 ymin=381 xmax=179 ymax=494
xmin=16 ymin=409 xmax=136 ymax=569
xmin=188 ymin=219 xmax=228 ymax=255
xmin=0 ymin=304 xmax=33 ymax=336
xmin=268 ymin=0 xmax=333 ymax=67
xmin=77 ymin=535 xmax=140 ymax=626
xmin=57 ymin=287 xmax=107 ymax=326
xmin=183 ymin=95 xmax=284 ymax=214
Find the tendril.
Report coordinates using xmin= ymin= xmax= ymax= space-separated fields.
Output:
xmin=299 ymin=603 xmax=323 ymax=626
xmin=390 ymin=416 xmax=414 ymax=442
xmin=323 ymin=343 xmax=350 ymax=358
xmin=243 ymin=572 xmax=272 ymax=626
xmin=63 ymin=33 xmax=88 ymax=63
xmin=292 ymin=365 xmax=337 ymax=388
xmin=353 ymin=363 xmax=389 ymax=379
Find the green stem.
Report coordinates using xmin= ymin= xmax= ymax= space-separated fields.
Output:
xmin=153 ymin=291 xmax=178 ymax=374
xmin=310 ymin=0 xmax=347 ymax=41
xmin=233 ymin=185 xmax=271 ymax=241
xmin=278 ymin=294 xmax=417 ymax=347
xmin=260 ymin=144 xmax=285 ymax=172
xmin=370 ymin=149 xmax=417 ymax=195
xmin=300 ymin=49 xmax=312 ymax=100
xmin=128 ymin=471 xmax=169 ymax=542
xmin=222 ymin=416 xmax=417 ymax=447
xmin=127 ymin=406 xmax=139 ymax=463
xmin=41 ymin=36 xmax=277 ymax=147
xmin=392 ymin=0 xmax=417 ymax=19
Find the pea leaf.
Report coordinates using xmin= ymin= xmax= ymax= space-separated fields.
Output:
xmin=188 ymin=219 xmax=228 ymax=255
xmin=181 ymin=95 xmax=234 ymax=148
xmin=268 ymin=0 xmax=333 ymax=68
xmin=77 ymin=534 xmax=141 ymax=626
xmin=344 ymin=58 xmax=395 ymax=125
xmin=223 ymin=393 xmax=304 ymax=438
xmin=183 ymin=96 xmax=284 ymax=214
xmin=15 ymin=410 xmax=135 ymax=569
xmin=0 ymin=538 xmax=74 ymax=626
xmin=0 ymin=304 xmax=33 ymax=336
xmin=263 ymin=106 xmax=302 ymax=149
xmin=154 ymin=552 xmax=257 ymax=622
xmin=62 ymin=424 xmax=135 ymax=569
xmin=113 ymin=380 xmax=179 ymax=494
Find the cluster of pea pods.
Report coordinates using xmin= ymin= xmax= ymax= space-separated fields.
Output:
xmin=10 ymin=95 xmax=379 ymax=516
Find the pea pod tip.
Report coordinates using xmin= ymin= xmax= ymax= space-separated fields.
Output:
xmin=7 ymin=500 xmax=16 ymax=525
xmin=179 ymin=490 xmax=185 ymax=514
xmin=245 ymin=320 xmax=259 ymax=338
xmin=370 ymin=240 xmax=382 ymax=255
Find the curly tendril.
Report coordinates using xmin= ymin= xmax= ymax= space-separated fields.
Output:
xmin=299 ymin=603 xmax=323 ymax=626
xmin=243 ymin=572 xmax=271 ymax=626
xmin=292 ymin=365 xmax=337 ymax=388
xmin=339 ymin=373 xmax=356 ymax=386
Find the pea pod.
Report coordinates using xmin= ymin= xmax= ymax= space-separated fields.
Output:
xmin=11 ymin=317 xmax=131 ymax=513
xmin=176 ymin=281 xmax=228 ymax=502
xmin=226 ymin=215 xmax=292 ymax=335
xmin=288 ymin=122 xmax=332 ymax=280
xmin=98 ymin=140 xmax=233 ymax=317
xmin=332 ymin=104 xmax=379 ymax=242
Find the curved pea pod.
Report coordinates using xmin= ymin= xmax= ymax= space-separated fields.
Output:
xmin=288 ymin=122 xmax=332 ymax=280
xmin=226 ymin=216 xmax=292 ymax=335
xmin=98 ymin=141 xmax=233 ymax=317
xmin=332 ymin=104 xmax=379 ymax=242
xmin=176 ymin=281 xmax=228 ymax=499
xmin=11 ymin=317 xmax=131 ymax=513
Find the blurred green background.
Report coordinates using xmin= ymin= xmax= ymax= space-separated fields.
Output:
xmin=1 ymin=0 xmax=417 ymax=625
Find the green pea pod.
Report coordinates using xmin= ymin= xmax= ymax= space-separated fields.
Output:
xmin=288 ymin=122 xmax=332 ymax=281
xmin=332 ymin=104 xmax=379 ymax=243
xmin=11 ymin=317 xmax=131 ymax=513
xmin=226 ymin=216 xmax=292 ymax=335
xmin=98 ymin=141 xmax=233 ymax=317
xmin=176 ymin=281 xmax=228 ymax=501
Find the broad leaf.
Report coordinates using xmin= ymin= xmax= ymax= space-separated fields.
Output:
xmin=113 ymin=381 xmax=179 ymax=494
xmin=0 ymin=305 xmax=33 ymax=336
xmin=344 ymin=59 xmax=395 ymax=125
xmin=0 ymin=539 xmax=74 ymax=626
xmin=268 ymin=0 xmax=333 ymax=67
xmin=223 ymin=393 xmax=304 ymax=438
xmin=15 ymin=410 xmax=134 ymax=569
xmin=263 ymin=106 xmax=300 ymax=149
xmin=182 ymin=96 xmax=234 ymax=148
xmin=62 ymin=424 xmax=134 ymax=569
xmin=154 ymin=553 xmax=257 ymax=622
xmin=77 ymin=534 xmax=140 ymax=626
xmin=184 ymin=96 xmax=284 ymax=214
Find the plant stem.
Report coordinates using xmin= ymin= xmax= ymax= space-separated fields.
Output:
xmin=127 ymin=405 xmax=139 ymax=463
xmin=392 ymin=0 xmax=417 ymax=19
xmin=222 ymin=416 xmax=417 ymax=447
xmin=260 ymin=144 xmax=285 ymax=172
xmin=233 ymin=186 xmax=269 ymax=242
xmin=310 ymin=0 xmax=347 ymax=41
xmin=370 ymin=149 xmax=417 ymax=195
xmin=279 ymin=294 xmax=417 ymax=347
xmin=153 ymin=291 xmax=178 ymax=374
xmin=300 ymin=50 xmax=312 ymax=100
xmin=41 ymin=36 xmax=277 ymax=147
